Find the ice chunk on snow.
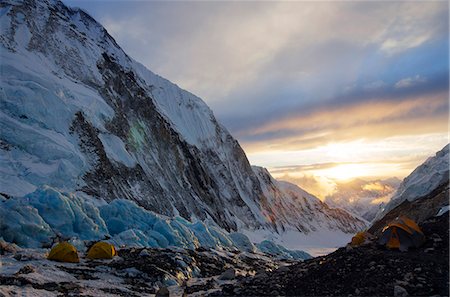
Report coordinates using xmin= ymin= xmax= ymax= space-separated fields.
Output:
xmin=110 ymin=229 xmax=151 ymax=248
xmin=436 ymin=205 xmax=449 ymax=217
xmin=0 ymin=188 xmax=312 ymax=259
xmin=99 ymin=199 xmax=158 ymax=235
xmin=229 ymin=232 xmax=256 ymax=253
xmin=256 ymin=240 xmax=312 ymax=260
xmin=100 ymin=200 xmax=198 ymax=249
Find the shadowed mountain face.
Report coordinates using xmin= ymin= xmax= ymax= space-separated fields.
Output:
xmin=0 ymin=0 xmax=365 ymax=241
xmin=373 ymin=144 xmax=449 ymax=224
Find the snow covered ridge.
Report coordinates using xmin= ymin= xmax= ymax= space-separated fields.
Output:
xmin=0 ymin=186 xmax=311 ymax=260
xmin=1 ymin=0 xmax=364 ymax=252
xmin=375 ymin=144 xmax=449 ymax=221
xmin=323 ymin=177 xmax=401 ymax=222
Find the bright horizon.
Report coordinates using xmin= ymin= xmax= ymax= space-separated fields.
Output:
xmin=64 ymin=0 xmax=449 ymax=197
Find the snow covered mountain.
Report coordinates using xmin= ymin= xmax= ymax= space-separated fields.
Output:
xmin=374 ymin=144 xmax=449 ymax=222
xmin=0 ymin=0 xmax=365 ymax=250
xmin=324 ymin=177 xmax=401 ymax=222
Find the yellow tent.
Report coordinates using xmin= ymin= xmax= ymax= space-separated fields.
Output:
xmin=86 ymin=242 xmax=116 ymax=259
xmin=351 ymin=232 xmax=366 ymax=246
xmin=350 ymin=231 xmax=374 ymax=247
xmin=47 ymin=242 xmax=79 ymax=263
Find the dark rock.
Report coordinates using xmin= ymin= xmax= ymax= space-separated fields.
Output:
xmin=394 ymin=285 xmax=409 ymax=297
xmin=155 ymin=286 xmax=170 ymax=297
xmin=139 ymin=249 xmax=150 ymax=257
xmin=15 ymin=265 xmax=36 ymax=275
xmin=211 ymin=215 xmax=449 ymax=296
xmin=218 ymin=268 xmax=236 ymax=281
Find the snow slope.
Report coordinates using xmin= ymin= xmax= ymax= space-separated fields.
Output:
xmin=1 ymin=0 xmax=365 ymax=252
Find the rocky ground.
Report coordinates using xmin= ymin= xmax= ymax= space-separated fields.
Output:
xmin=0 ymin=242 xmax=294 ymax=296
xmin=1 ymin=214 xmax=448 ymax=296
xmin=211 ymin=213 xmax=449 ymax=296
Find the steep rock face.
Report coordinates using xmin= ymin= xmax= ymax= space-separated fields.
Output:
xmin=0 ymin=0 xmax=363 ymax=239
xmin=252 ymin=167 xmax=367 ymax=234
xmin=374 ymin=144 xmax=449 ymax=222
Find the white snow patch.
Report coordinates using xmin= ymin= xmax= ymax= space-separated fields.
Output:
xmin=241 ymin=227 xmax=353 ymax=257
xmin=98 ymin=133 xmax=136 ymax=167
xmin=436 ymin=205 xmax=449 ymax=217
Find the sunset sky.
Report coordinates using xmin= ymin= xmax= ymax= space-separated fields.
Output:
xmin=65 ymin=0 xmax=449 ymax=197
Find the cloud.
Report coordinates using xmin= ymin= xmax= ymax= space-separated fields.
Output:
xmin=238 ymin=90 xmax=448 ymax=154
xmin=363 ymin=80 xmax=387 ymax=91
xmin=64 ymin=0 xmax=448 ymax=107
xmin=275 ymin=173 xmax=337 ymax=200
xmin=248 ymin=133 xmax=448 ymax=179
xmin=395 ymin=75 xmax=427 ymax=88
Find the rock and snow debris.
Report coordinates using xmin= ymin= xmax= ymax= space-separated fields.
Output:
xmin=0 ymin=242 xmax=298 ymax=297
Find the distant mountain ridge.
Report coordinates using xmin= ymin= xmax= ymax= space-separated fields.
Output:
xmin=324 ymin=177 xmax=401 ymax=222
xmin=253 ymin=167 xmax=366 ymax=234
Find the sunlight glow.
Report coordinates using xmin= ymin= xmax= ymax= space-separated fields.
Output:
xmin=314 ymin=163 xmax=371 ymax=181
xmin=254 ymin=134 xmax=448 ymax=199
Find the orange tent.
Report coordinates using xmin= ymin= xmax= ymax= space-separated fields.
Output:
xmin=378 ymin=216 xmax=425 ymax=251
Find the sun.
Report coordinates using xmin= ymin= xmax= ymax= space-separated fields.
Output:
xmin=317 ymin=163 xmax=371 ymax=181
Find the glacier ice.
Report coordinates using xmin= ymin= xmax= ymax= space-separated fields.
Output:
xmin=229 ymin=232 xmax=257 ymax=252
xmin=0 ymin=198 xmax=53 ymax=248
xmin=0 ymin=187 xmax=310 ymax=259
xmin=24 ymin=187 xmax=109 ymax=240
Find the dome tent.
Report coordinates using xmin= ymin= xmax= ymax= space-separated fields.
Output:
xmin=47 ymin=242 xmax=79 ymax=263
xmin=350 ymin=231 xmax=374 ymax=247
xmin=378 ymin=216 xmax=425 ymax=251
xmin=86 ymin=241 xmax=116 ymax=259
